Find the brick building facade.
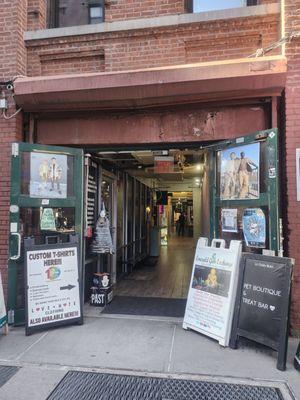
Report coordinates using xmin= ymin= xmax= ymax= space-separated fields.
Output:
xmin=1 ymin=0 xmax=300 ymax=334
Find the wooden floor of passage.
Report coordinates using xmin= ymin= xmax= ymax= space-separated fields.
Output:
xmin=116 ymin=235 xmax=195 ymax=299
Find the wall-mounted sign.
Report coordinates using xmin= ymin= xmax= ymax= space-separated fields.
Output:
xmin=242 ymin=208 xmax=266 ymax=248
xmin=183 ymin=238 xmax=242 ymax=347
xmin=0 ymin=272 xmax=7 ymax=329
xmin=154 ymin=156 xmax=174 ymax=174
xmin=30 ymin=152 xmax=68 ymax=199
xmin=220 ymin=143 xmax=260 ymax=200
xmin=230 ymin=253 xmax=292 ymax=371
xmin=40 ymin=208 xmax=56 ymax=231
xmin=25 ymin=240 xmax=82 ymax=335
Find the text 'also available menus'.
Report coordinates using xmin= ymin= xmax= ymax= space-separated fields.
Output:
xmin=27 ymin=247 xmax=81 ymax=329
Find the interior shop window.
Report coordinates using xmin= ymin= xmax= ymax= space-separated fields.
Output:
xmin=191 ymin=0 xmax=257 ymax=13
xmin=47 ymin=0 xmax=104 ymax=29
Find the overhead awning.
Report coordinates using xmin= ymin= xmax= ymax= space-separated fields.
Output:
xmin=14 ymin=55 xmax=287 ymax=112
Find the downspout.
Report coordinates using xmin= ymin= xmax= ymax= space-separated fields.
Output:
xmin=281 ymin=0 xmax=285 ymax=56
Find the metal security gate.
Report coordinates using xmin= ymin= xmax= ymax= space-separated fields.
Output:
xmin=0 ymin=366 xmax=19 ymax=389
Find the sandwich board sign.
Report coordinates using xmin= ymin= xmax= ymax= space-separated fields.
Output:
xmin=24 ymin=237 xmax=83 ymax=336
xmin=183 ymin=238 xmax=242 ymax=347
xmin=295 ymin=342 xmax=300 ymax=371
xmin=230 ymin=253 xmax=292 ymax=371
xmin=0 ymin=272 xmax=8 ymax=332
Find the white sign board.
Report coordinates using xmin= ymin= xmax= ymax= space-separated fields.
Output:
xmin=26 ymin=245 xmax=81 ymax=335
xmin=183 ymin=238 xmax=242 ymax=347
xmin=0 ymin=272 xmax=7 ymax=329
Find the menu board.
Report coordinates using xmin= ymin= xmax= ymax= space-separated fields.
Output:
xmin=183 ymin=238 xmax=242 ymax=347
xmin=230 ymin=253 xmax=292 ymax=371
xmin=25 ymin=242 xmax=82 ymax=335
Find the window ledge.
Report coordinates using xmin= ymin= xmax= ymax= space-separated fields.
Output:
xmin=24 ymin=3 xmax=280 ymax=42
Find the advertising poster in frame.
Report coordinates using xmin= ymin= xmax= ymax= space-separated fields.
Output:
xmin=30 ymin=152 xmax=68 ymax=199
xmin=242 ymin=208 xmax=266 ymax=248
xmin=220 ymin=143 xmax=260 ymax=200
xmin=221 ymin=209 xmax=238 ymax=233
xmin=183 ymin=238 xmax=242 ymax=347
xmin=25 ymin=242 xmax=82 ymax=335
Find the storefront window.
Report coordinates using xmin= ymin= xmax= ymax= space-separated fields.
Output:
xmin=20 ymin=207 xmax=76 ymax=245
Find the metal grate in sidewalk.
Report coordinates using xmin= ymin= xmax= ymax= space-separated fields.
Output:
xmin=47 ymin=371 xmax=284 ymax=400
xmin=0 ymin=366 xmax=19 ymax=389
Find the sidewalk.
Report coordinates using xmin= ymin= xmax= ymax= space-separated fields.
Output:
xmin=0 ymin=311 xmax=299 ymax=400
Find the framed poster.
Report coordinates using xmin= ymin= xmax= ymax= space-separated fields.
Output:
xmin=25 ymin=241 xmax=82 ymax=335
xmin=220 ymin=143 xmax=260 ymax=200
xmin=221 ymin=209 xmax=238 ymax=233
xmin=242 ymin=208 xmax=266 ymax=248
xmin=30 ymin=152 xmax=68 ymax=198
xmin=183 ymin=238 xmax=242 ymax=347
xmin=296 ymin=149 xmax=300 ymax=201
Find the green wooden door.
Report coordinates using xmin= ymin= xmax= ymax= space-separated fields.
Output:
xmin=8 ymin=143 xmax=84 ymax=325
xmin=209 ymin=129 xmax=280 ymax=254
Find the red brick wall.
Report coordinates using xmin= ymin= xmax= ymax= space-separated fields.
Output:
xmin=27 ymin=0 xmax=47 ymax=31
xmin=25 ymin=12 xmax=279 ymax=76
xmin=284 ymin=0 xmax=300 ymax=336
xmin=0 ymin=1 xmax=27 ymax=299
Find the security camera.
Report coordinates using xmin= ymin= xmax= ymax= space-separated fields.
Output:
xmin=6 ymin=83 xmax=14 ymax=91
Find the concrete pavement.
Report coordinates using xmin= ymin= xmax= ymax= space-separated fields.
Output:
xmin=0 ymin=312 xmax=299 ymax=399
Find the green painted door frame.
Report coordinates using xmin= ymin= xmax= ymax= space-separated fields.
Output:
xmin=8 ymin=142 xmax=84 ymax=325
xmin=209 ymin=128 xmax=280 ymax=253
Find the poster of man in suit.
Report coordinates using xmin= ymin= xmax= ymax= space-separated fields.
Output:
xmin=220 ymin=143 xmax=260 ymax=200
xmin=30 ymin=153 xmax=68 ymax=198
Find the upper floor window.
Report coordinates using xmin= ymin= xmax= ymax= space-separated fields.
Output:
xmin=89 ymin=4 xmax=104 ymax=24
xmin=192 ymin=0 xmax=257 ymax=12
xmin=47 ymin=0 xmax=105 ymax=29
